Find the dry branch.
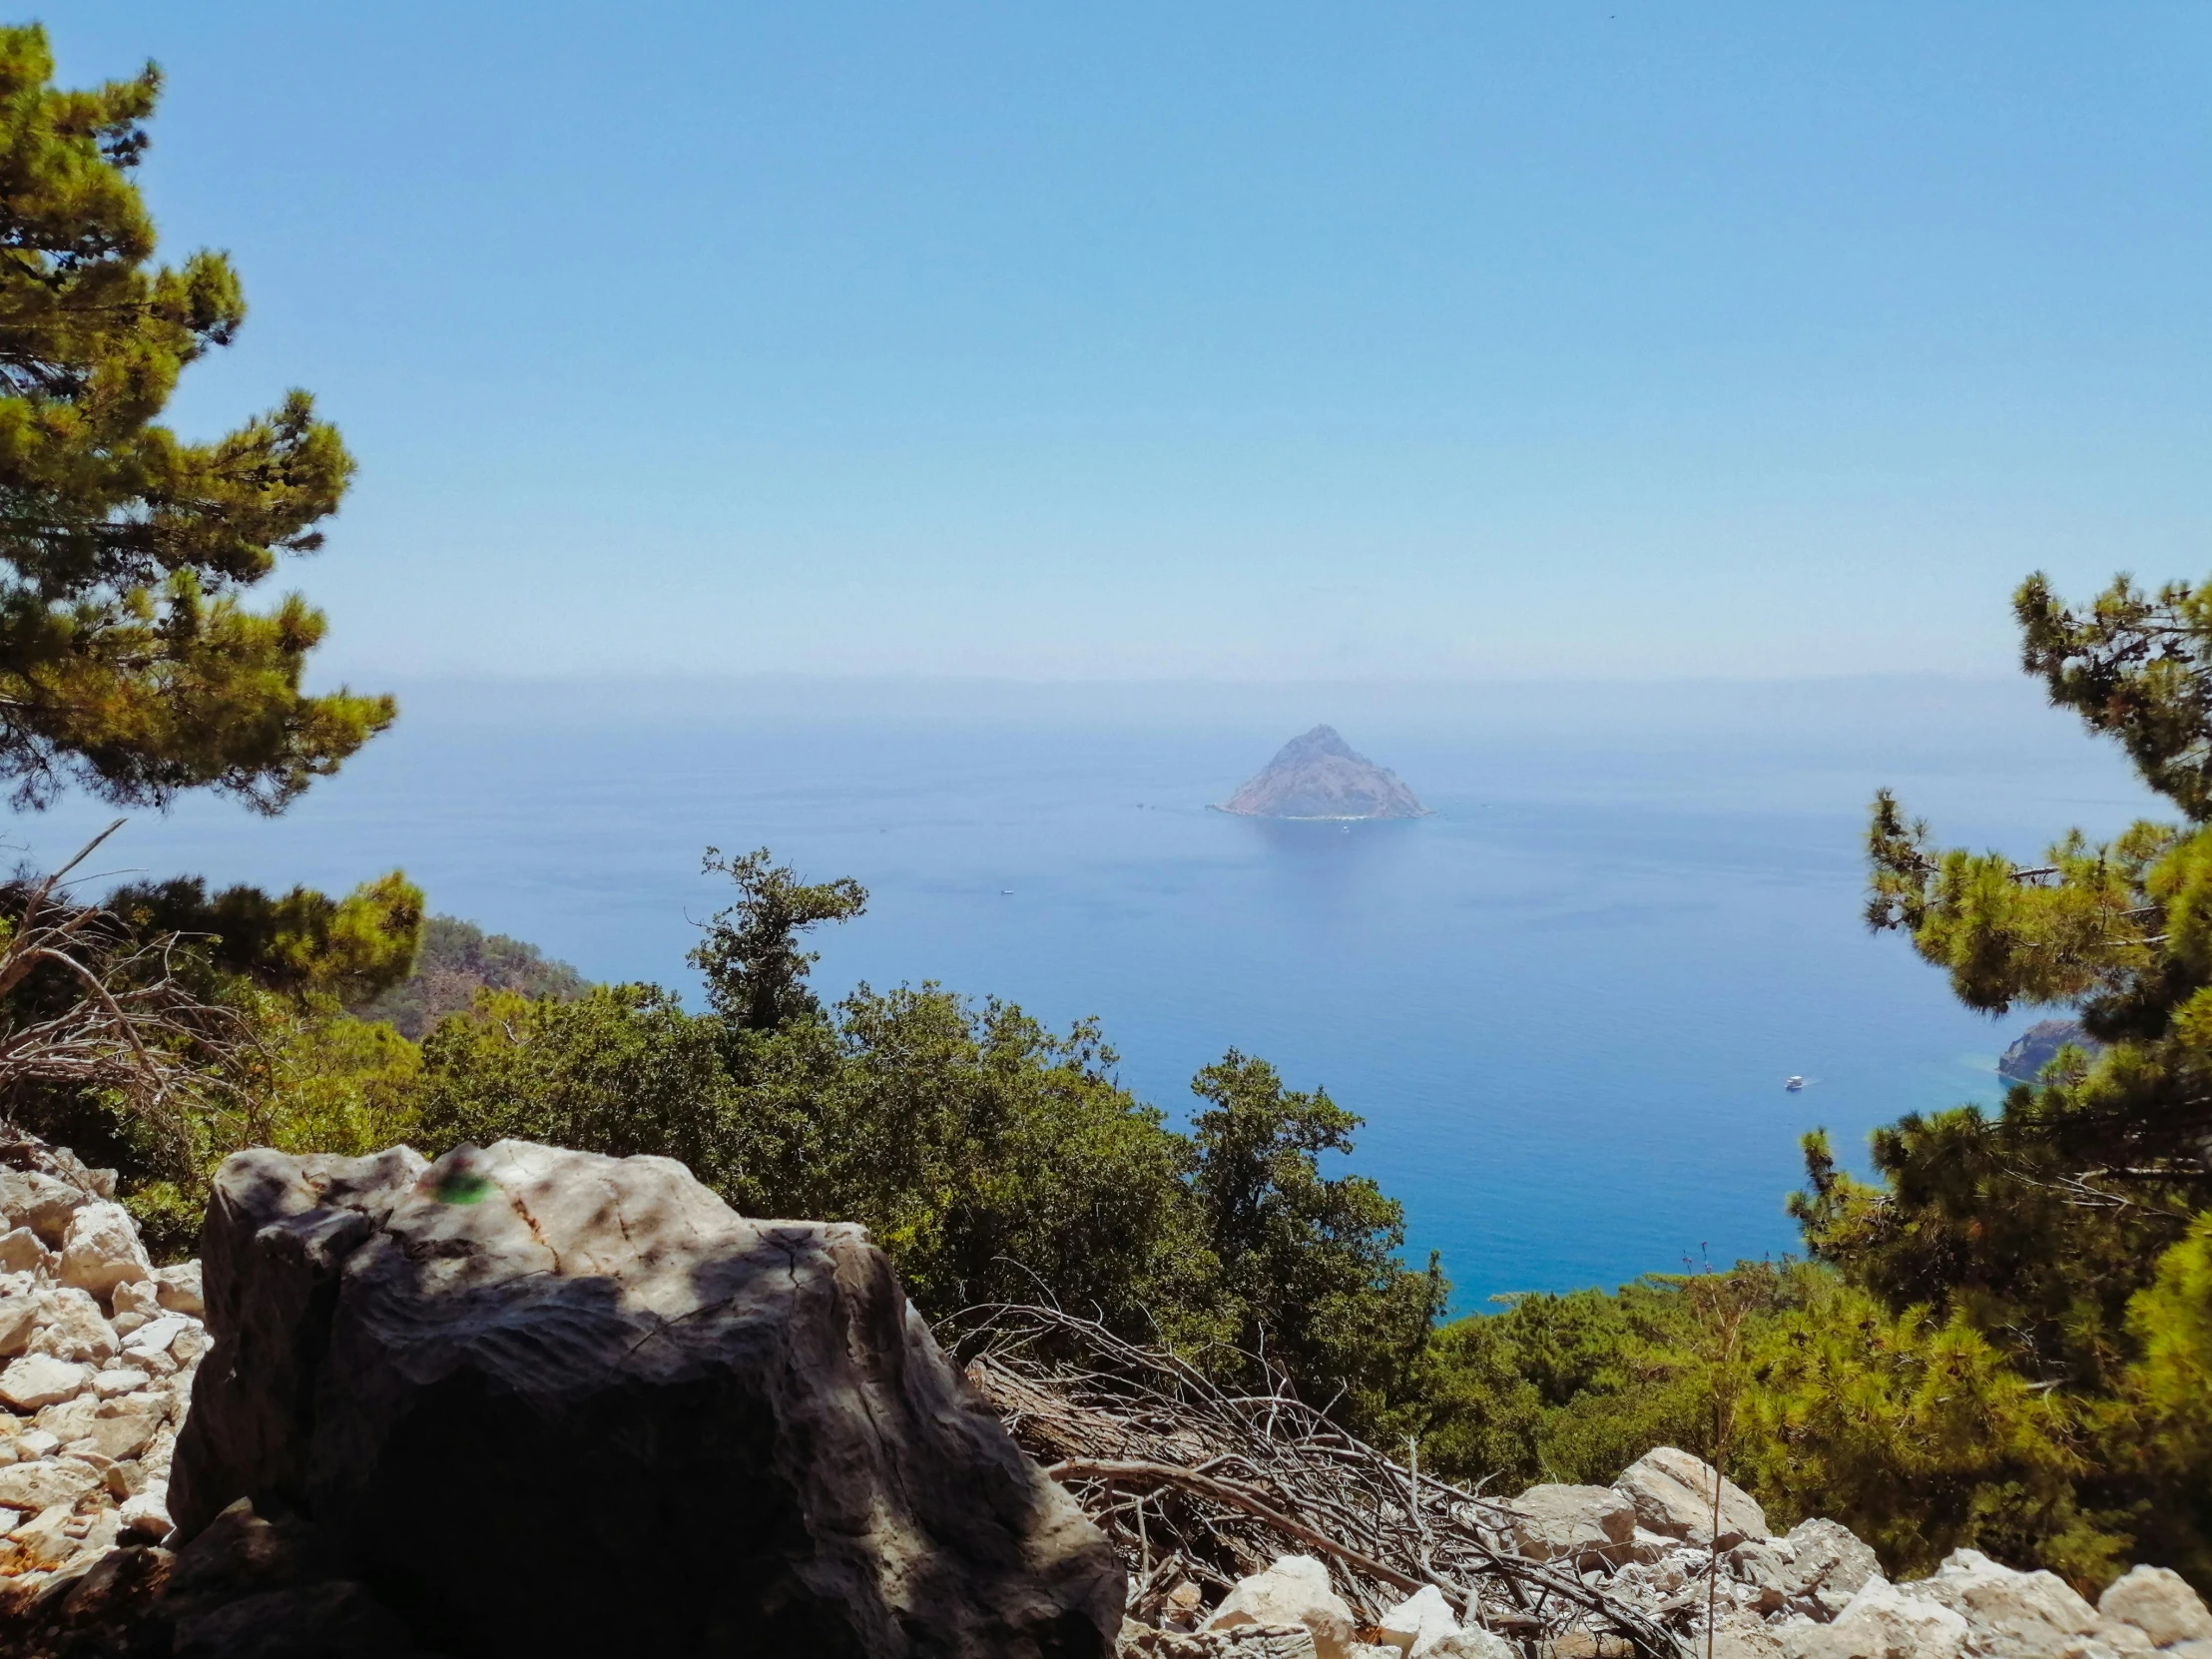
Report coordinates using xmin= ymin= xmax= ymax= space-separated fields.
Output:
xmin=953 ymin=1302 xmax=1685 ymax=1657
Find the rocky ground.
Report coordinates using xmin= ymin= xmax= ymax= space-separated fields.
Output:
xmin=0 ymin=1126 xmax=2206 ymax=1659
xmin=0 ymin=1133 xmax=203 ymax=1595
xmin=1127 ymin=1446 xmax=2212 ymax=1658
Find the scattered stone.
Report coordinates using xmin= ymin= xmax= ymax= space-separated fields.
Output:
xmin=1613 ymin=1446 xmax=1769 ymax=1549
xmin=93 ymin=1367 xmax=150 ymax=1398
xmin=1502 ymin=1483 xmax=1637 ymax=1566
xmin=1204 ymin=1555 xmax=1358 ymax=1659
xmin=1421 ymin=1633 xmax=1514 ymax=1659
xmin=0 ymin=1229 xmax=49 ymax=1278
xmin=0 ymin=1454 xmax=104 ymax=1514
xmin=17 ymin=1427 xmax=57 ymax=1458
xmin=58 ymin=1201 xmax=153 ymax=1303
xmin=122 ymin=1313 xmax=191 ymax=1360
xmin=2102 ymin=1565 xmax=2212 ymax=1648
xmin=0 ymin=1290 xmax=37 ymax=1360
xmin=1377 ymin=1584 xmax=1457 ymax=1656
xmin=24 ymin=1287 xmax=118 ymax=1363
xmin=154 ymin=1260 xmax=204 ymax=1317
xmin=1124 ymin=1624 xmax=1320 ymax=1657
xmin=4 ymin=1501 xmax=89 ymax=1574
xmin=37 ymin=1390 xmax=170 ymax=1460
xmin=0 ymin=1170 xmax=87 ymax=1245
xmin=117 ymin=1483 xmax=172 ymax=1544
xmin=0 ymin=1353 xmax=87 ymax=1411
xmin=1781 ymin=1577 xmax=1971 ymax=1659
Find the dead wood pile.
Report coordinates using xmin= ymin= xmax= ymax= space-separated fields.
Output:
xmin=956 ymin=1304 xmax=1683 ymax=1658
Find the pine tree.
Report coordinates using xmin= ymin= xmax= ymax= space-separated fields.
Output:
xmin=0 ymin=25 xmax=387 ymax=812
xmin=1792 ymin=569 xmax=2212 ymax=1582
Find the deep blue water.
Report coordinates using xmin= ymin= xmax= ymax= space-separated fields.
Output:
xmin=11 ymin=676 xmax=2161 ymax=1308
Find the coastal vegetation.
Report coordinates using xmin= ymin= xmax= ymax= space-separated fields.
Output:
xmin=0 ymin=18 xmax=2202 ymax=1607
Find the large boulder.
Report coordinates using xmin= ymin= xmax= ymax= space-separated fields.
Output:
xmin=171 ymin=1139 xmax=1123 ymax=1658
xmin=1614 ymin=1446 xmax=1769 ymax=1549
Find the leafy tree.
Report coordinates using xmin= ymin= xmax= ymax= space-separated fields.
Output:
xmin=0 ymin=25 xmax=388 ymax=813
xmin=690 ymin=846 xmax=866 ymax=1033
xmin=415 ymin=984 xmax=742 ymax=1186
xmin=1189 ymin=1051 xmax=1446 ymax=1425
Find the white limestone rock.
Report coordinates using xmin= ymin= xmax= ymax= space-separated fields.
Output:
xmin=0 ymin=1281 xmax=39 ymax=1357
xmin=58 ymin=1201 xmax=153 ymax=1303
xmin=153 ymin=1259 xmax=204 ymax=1316
xmin=1376 ymin=1584 xmax=1456 ymax=1656
xmin=92 ymin=1366 xmax=150 ymax=1398
xmin=2102 ymin=1565 xmax=2212 ymax=1649
xmin=0 ymin=1169 xmax=88 ymax=1245
xmin=117 ymin=1479 xmax=171 ymax=1543
xmin=122 ymin=1313 xmax=191 ymax=1360
xmin=1782 ymin=1577 xmax=1970 ymax=1659
xmin=0 ymin=1352 xmax=88 ymax=1410
xmin=1503 ymin=1482 xmax=1638 ymax=1565
xmin=0 ymin=1225 xmax=54 ymax=1277
xmin=1614 ymin=1445 xmax=1770 ymax=1549
xmin=25 ymin=1286 xmax=118 ymax=1363
xmin=1205 ymin=1556 xmax=1358 ymax=1659
xmin=0 ymin=1452 xmax=104 ymax=1513
xmin=36 ymin=1389 xmax=170 ymax=1461
xmin=1419 ymin=1633 xmax=1514 ymax=1659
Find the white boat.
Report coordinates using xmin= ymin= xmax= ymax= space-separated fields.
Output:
xmin=1784 ymin=1075 xmax=1805 ymax=1092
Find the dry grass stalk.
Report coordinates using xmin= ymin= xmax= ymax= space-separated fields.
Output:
xmin=0 ymin=821 xmax=246 ymax=1167
xmin=953 ymin=1302 xmax=1686 ymax=1658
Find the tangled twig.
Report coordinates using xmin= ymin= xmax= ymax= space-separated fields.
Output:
xmin=951 ymin=1302 xmax=1684 ymax=1657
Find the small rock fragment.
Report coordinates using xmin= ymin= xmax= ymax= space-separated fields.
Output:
xmin=94 ymin=1366 xmax=150 ymax=1398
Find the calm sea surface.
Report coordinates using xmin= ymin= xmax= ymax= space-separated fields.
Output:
xmin=11 ymin=676 xmax=2161 ymax=1308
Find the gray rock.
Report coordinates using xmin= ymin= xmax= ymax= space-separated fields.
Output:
xmin=173 ymin=1138 xmax=1124 ymax=1658
xmin=1782 ymin=1517 xmax=1881 ymax=1609
xmin=1502 ymin=1482 xmax=1637 ymax=1565
xmin=1614 ymin=1446 xmax=1769 ymax=1549
xmin=2102 ymin=1565 xmax=2212 ymax=1648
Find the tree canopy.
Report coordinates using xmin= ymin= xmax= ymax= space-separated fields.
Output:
xmin=0 ymin=25 xmax=388 ymax=812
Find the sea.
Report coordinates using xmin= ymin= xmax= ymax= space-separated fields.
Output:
xmin=7 ymin=675 xmax=2162 ymax=1310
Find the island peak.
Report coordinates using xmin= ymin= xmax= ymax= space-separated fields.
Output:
xmin=1217 ymin=725 xmax=1430 ymax=820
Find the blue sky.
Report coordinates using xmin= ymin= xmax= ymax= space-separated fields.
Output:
xmin=49 ymin=3 xmax=2212 ymax=681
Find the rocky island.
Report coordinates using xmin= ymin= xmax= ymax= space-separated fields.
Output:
xmin=1217 ymin=726 xmax=1430 ymax=821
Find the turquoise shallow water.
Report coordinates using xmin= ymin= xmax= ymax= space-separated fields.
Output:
xmin=10 ymin=676 xmax=2159 ymax=1307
